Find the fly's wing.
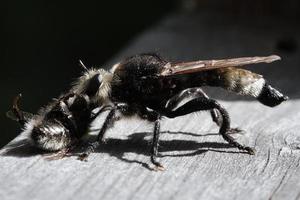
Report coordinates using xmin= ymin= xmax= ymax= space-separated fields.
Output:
xmin=160 ymin=55 xmax=281 ymax=76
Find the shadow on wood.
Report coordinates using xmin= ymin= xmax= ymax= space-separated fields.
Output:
xmin=1 ymin=130 xmax=250 ymax=171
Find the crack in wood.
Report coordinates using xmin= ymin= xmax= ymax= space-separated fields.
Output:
xmin=269 ymin=164 xmax=292 ymax=199
xmin=261 ymin=148 xmax=271 ymax=174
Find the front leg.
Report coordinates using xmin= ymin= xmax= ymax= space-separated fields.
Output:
xmin=78 ymin=108 xmax=117 ymax=161
xmin=97 ymin=109 xmax=116 ymax=143
xmin=78 ymin=103 xmax=132 ymax=161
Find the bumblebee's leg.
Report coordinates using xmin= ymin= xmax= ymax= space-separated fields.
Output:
xmin=167 ymin=88 xmax=242 ymax=133
xmin=164 ymin=96 xmax=254 ymax=154
xmin=9 ymin=94 xmax=26 ymax=125
xmin=44 ymin=147 xmax=73 ymax=160
xmin=44 ymin=138 xmax=79 ymax=160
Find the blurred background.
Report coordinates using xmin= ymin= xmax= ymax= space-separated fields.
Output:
xmin=1 ymin=0 xmax=299 ymax=148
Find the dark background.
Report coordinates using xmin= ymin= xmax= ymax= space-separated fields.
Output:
xmin=1 ymin=0 xmax=299 ymax=148
xmin=1 ymin=0 xmax=175 ymax=147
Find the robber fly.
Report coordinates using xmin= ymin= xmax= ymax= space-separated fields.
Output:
xmin=7 ymin=53 xmax=288 ymax=170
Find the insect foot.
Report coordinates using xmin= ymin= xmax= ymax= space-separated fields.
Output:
xmin=245 ymin=147 xmax=256 ymax=155
xmin=228 ymin=127 xmax=244 ymax=135
xmin=77 ymin=153 xmax=89 ymax=162
xmin=153 ymin=164 xmax=166 ymax=172
xmin=151 ymin=155 xmax=166 ymax=171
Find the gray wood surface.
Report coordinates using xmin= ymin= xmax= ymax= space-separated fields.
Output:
xmin=1 ymin=12 xmax=300 ymax=200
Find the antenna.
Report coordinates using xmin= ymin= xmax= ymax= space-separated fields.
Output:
xmin=79 ymin=59 xmax=88 ymax=71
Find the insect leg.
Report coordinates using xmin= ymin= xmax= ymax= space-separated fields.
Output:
xmin=44 ymin=146 xmax=74 ymax=160
xmin=134 ymin=106 xmax=165 ymax=169
xmin=166 ymin=88 xmax=241 ymax=133
xmin=97 ymin=109 xmax=116 ymax=142
xmin=210 ymin=109 xmax=222 ymax=126
xmin=210 ymin=109 xmax=242 ymax=134
xmin=77 ymin=108 xmax=117 ymax=161
xmin=130 ymin=105 xmax=164 ymax=169
xmin=164 ymin=97 xmax=254 ymax=155
xmin=43 ymin=137 xmax=80 ymax=160
xmin=166 ymin=88 xmax=219 ymax=125
xmin=151 ymin=118 xmax=165 ymax=171
xmin=165 ymin=88 xmax=204 ymax=110
xmin=78 ymin=104 xmax=131 ymax=161
xmin=12 ymin=94 xmax=26 ymax=126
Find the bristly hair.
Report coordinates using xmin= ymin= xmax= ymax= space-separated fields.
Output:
xmin=71 ymin=68 xmax=114 ymax=104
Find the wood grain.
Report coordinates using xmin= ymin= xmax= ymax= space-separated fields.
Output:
xmin=1 ymin=12 xmax=299 ymax=200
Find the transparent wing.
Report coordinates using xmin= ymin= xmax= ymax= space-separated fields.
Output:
xmin=160 ymin=55 xmax=281 ymax=76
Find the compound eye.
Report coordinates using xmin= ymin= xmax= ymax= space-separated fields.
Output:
xmin=85 ymin=73 xmax=102 ymax=96
xmin=98 ymin=74 xmax=102 ymax=85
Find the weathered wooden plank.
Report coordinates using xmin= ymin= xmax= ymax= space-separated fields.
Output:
xmin=1 ymin=12 xmax=299 ymax=200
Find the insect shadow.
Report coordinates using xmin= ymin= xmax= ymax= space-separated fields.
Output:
xmin=1 ymin=131 xmax=246 ymax=170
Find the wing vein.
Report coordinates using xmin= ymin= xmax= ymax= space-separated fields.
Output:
xmin=160 ymin=55 xmax=281 ymax=76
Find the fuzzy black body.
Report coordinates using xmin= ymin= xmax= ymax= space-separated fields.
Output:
xmin=111 ymin=54 xmax=287 ymax=114
xmin=112 ymin=54 xmax=168 ymax=108
xmin=108 ymin=53 xmax=288 ymax=169
xmin=111 ymin=54 xmax=189 ymax=112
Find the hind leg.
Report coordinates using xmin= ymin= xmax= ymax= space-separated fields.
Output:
xmin=166 ymin=88 xmax=218 ymax=124
xmin=164 ymin=94 xmax=254 ymax=155
xmin=166 ymin=88 xmax=243 ymax=133
xmin=210 ymin=109 xmax=243 ymax=134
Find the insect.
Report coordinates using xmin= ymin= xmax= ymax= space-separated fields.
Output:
xmin=8 ymin=53 xmax=288 ymax=170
